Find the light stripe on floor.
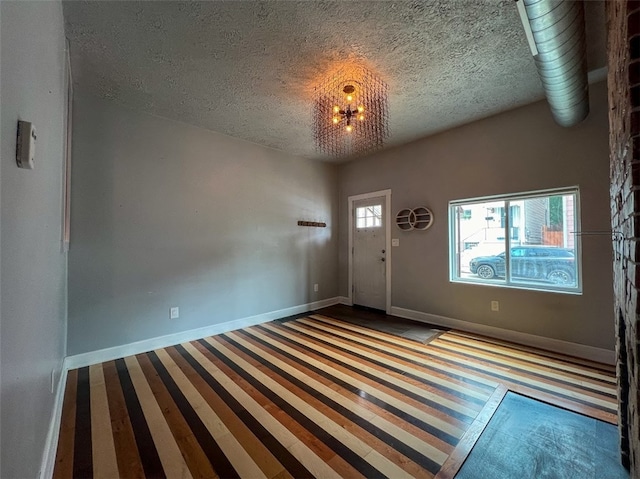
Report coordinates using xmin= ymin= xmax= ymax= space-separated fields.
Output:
xmin=89 ymin=364 xmax=119 ymax=479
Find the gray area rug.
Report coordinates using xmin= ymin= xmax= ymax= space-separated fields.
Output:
xmin=328 ymin=313 xmax=443 ymax=344
xmin=455 ymin=392 xmax=629 ymax=479
xmin=279 ymin=304 xmax=445 ymax=344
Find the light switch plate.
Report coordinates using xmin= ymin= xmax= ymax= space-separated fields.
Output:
xmin=16 ymin=120 xmax=36 ymax=169
xmin=392 ymin=238 xmax=399 ymax=247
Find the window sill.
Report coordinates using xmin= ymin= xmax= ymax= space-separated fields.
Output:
xmin=450 ymin=277 xmax=583 ymax=295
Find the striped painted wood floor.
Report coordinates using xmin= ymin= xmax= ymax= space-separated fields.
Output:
xmin=53 ymin=313 xmax=618 ymax=479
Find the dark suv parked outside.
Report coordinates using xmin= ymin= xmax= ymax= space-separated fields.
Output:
xmin=469 ymin=245 xmax=575 ymax=285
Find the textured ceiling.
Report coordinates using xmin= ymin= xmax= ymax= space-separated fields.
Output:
xmin=63 ymin=1 xmax=606 ymax=162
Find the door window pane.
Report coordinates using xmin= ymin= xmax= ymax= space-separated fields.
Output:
xmin=356 ymin=205 xmax=382 ymax=228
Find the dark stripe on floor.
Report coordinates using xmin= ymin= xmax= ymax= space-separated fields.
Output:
xmin=73 ymin=367 xmax=93 ymax=479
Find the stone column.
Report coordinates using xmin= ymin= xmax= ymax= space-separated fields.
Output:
xmin=607 ymin=0 xmax=640 ymax=475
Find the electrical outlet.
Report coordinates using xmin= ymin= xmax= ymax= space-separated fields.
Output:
xmin=491 ymin=301 xmax=500 ymax=312
xmin=170 ymin=307 xmax=179 ymax=319
xmin=314 ymin=284 xmax=319 ymax=292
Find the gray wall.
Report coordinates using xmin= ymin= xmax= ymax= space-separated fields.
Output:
xmin=0 ymin=1 xmax=68 ymax=477
xmin=67 ymin=92 xmax=338 ymax=355
xmin=338 ymin=81 xmax=614 ymax=350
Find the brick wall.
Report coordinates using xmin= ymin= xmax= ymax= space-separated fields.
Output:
xmin=608 ymin=0 xmax=640 ymax=474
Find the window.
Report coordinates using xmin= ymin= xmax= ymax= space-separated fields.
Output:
xmin=356 ymin=204 xmax=382 ymax=228
xmin=449 ymin=187 xmax=581 ymax=293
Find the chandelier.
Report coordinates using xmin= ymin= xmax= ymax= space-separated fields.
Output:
xmin=313 ymin=66 xmax=389 ymax=157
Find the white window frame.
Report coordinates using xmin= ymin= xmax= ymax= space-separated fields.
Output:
xmin=448 ymin=187 xmax=582 ymax=294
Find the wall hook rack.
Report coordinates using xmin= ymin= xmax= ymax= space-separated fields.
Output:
xmin=297 ymin=221 xmax=326 ymax=228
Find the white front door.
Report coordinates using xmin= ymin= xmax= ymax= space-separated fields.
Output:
xmin=352 ymin=197 xmax=387 ymax=310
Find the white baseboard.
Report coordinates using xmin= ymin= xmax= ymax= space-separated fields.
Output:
xmin=65 ymin=297 xmax=340 ymax=370
xmin=390 ymin=306 xmax=615 ymax=365
xmin=39 ymin=359 xmax=68 ymax=479
xmin=338 ymin=296 xmax=352 ymax=305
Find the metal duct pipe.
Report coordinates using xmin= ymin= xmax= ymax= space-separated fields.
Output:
xmin=520 ymin=0 xmax=589 ymax=127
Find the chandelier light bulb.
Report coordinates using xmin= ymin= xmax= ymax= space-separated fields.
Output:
xmin=358 ymin=114 xmax=365 ymax=121
xmin=333 ymin=105 xmax=340 ymax=113
xmin=346 ymin=95 xmax=353 ymax=102
xmin=332 ymin=117 xmax=339 ymax=124
xmin=357 ymin=105 xmax=364 ymax=113
xmin=346 ymin=124 xmax=353 ymax=133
